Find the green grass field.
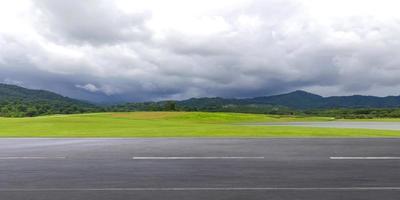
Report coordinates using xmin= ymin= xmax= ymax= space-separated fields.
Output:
xmin=1 ymin=112 xmax=400 ymax=137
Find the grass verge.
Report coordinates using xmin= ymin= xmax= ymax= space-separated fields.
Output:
xmin=0 ymin=112 xmax=400 ymax=137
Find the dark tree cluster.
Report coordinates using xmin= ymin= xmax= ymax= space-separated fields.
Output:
xmin=0 ymin=100 xmax=101 ymax=117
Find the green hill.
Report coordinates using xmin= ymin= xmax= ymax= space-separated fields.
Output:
xmin=2 ymin=83 xmax=400 ymax=118
xmin=115 ymin=90 xmax=400 ymax=111
xmin=0 ymin=84 xmax=99 ymax=117
xmin=248 ymin=90 xmax=400 ymax=109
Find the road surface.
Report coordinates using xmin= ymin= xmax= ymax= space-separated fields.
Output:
xmin=243 ymin=121 xmax=400 ymax=130
xmin=1 ymin=138 xmax=400 ymax=199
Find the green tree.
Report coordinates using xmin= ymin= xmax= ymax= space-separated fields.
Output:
xmin=164 ymin=101 xmax=176 ymax=111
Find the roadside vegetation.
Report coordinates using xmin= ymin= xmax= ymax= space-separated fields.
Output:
xmin=1 ymin=112 xmax=400 ymax=138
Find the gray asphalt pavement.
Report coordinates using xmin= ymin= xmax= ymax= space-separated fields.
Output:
xmin=243 ymin=121 xmax=400 ymax=130
xmin=1 ymin=138 xmax=400 ymax=200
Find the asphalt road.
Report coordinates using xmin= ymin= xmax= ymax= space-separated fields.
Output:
xmin=1 ymin=138 xmax=400 ymax=200
xmin=243 ymin=121 xmax=400 ymax=130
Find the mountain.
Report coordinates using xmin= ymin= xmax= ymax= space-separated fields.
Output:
xmin=2 ymin=83 xmax=400 ymax=117
xmin=110 ymin=90 xmax=400 ymax=114
xmin=245 ymin=90 xmax=400 ymax=109
xmin=0 ymin=84 xmax=99 ymax=117
xmin=323 ymin=95 xmax=400 ymax=108
xmin=246 ymin=91 xmax=400 ymax=109
xmin=171 ymin=90 xmax=400 ymax=110
xmin=248 ymin=90 xmax=324 ymax=109
xmin=110 ymin=90 xmax=400 ymax=116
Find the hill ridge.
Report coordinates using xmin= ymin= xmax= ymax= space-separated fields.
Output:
xmin=2 ymin=83 xmax=400 ymax=117
xmin=0 ymin=83 xmax=99 ymax=117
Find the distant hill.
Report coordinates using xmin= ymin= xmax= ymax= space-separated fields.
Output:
xmin=0 ymin=84 xmax=99 ymax=117
xmin=109 ymin=90 xmax=400 ymax=118
xmin=2 ymin=83 xmax=400 ymax=118
xmin=174 ymin=90 xmax=400 ymax=110
xmin=246 ymin=90 xmax=400 ymax=109
xmin=246 ymin=90 xmax=324 ymax=109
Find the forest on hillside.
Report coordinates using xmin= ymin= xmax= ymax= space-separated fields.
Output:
xmin=2 ymin=83 xmax=400 ymax=118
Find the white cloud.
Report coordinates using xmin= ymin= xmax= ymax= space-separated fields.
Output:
xmin=76 ymin=83 xmax=121 ymax=96
xmin=76 ymin=84 xmax=100 ymax=93
xmin=1 ymin=0 xmax=400 ymax=102
xmin=3 ymin=78 xmax=23 ymax=86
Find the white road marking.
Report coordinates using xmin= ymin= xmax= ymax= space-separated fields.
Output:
xmin=330 ymin=157 xmax=400 ymax=160
xmin=132 ymin=156 xmax=265 ymax=160
xmin=0 ymin=156 xmax=66 ymax=160
xmin=1 ymin=187 xmax=400 ymax=191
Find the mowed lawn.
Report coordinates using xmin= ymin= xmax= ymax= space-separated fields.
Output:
xmin=1 ymin=112 xmax=400 ymax=137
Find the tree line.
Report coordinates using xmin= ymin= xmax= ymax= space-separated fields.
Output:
xmin=0 ymin=100 xmax=101 ymax=117
xmin=2 ymin=99 xmax=400 ymax=119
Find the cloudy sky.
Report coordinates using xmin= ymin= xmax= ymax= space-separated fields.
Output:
xmin=1 ymin=0 xmax=400 ymax=102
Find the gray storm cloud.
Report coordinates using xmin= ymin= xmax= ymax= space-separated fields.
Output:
xmin=1 ymin=0 xmax=400 ymax=102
